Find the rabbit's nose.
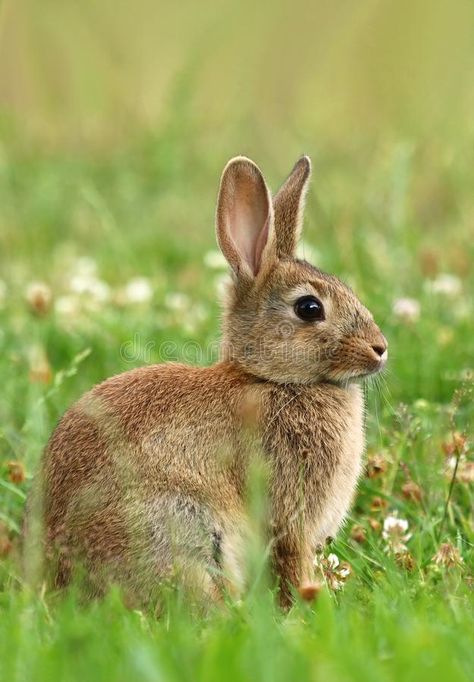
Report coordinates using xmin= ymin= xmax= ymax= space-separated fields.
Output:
xmin=372 ymin=343 xmax=386 ymax=358
xmin=371 ymin=333 xmax=388 ymax=360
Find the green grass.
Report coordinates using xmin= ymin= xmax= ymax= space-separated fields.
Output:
xmin=0 ymin=117 xmax=473 ymax=681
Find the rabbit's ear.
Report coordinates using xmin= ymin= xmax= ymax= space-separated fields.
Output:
xmin=216 ymin=157 xmax=276 ymax=280
xmin=273 ymin=156 xmax=311 ymax=258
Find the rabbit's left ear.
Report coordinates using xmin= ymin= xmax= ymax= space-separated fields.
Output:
xmin=216 ymin=156 xmax=276 ymax=282
xmin=273 ymin=156 xmax=311 ymax=259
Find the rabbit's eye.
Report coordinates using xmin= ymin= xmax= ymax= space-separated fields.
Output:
xmin=294 ymin=296 xmax=325 ymax=322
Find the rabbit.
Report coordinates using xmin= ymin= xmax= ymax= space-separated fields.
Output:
xmin=25 ymin=155 xmax=387 ymax=609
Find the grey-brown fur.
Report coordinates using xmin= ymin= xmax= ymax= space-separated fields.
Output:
xmin=25 ymin=155 xmax=387 ymax=608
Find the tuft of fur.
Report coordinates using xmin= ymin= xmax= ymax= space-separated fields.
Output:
xmin=25 ymin=155 xmax=387 ymax=608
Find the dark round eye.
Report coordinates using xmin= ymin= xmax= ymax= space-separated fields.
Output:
xmin=294 ymin=296 xmax=325 ymax=322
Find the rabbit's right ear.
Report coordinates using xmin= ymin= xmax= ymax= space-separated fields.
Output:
xmin=273 ymin=156 xmax=311 ymax=259
xmin=216 ymin=157 xmax=276 ymax=281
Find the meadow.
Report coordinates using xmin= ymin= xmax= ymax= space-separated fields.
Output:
xmin=1 ymin=1 xmax=474 ymax=680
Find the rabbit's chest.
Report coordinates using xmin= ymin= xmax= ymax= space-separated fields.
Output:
xmin=262 ymin=383 xmax=364 ymax=539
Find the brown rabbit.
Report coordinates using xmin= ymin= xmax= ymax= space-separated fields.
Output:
xmin=25 ymin=156 xmax=387 ymax=608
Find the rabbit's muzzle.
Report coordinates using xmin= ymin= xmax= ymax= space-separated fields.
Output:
xmin=351 ymin=328 xmax=388 ymax=377
xmin=326 ymin=327 xmax=388 ymax=382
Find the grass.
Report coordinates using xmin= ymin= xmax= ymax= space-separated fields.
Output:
xmin=0 ymin=113 xmax=473 ymax=681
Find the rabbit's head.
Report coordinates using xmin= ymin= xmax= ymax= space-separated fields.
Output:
xmin=216 ymin=156 xmax=387 ymax=385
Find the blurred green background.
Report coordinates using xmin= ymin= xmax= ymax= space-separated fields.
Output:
xmin=2 ymin=0 xmax=474 ymax=143
xmin=0 ymin=3 xmax=473 ymax=681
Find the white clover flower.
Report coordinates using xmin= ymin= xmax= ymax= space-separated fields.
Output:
xmin=313 ymin=552 xmax=352 ymax=591
xmin=392 ymin=297 xmax=420 ymax=323
xmin=68 ymin=257 xmax=109 ymax=304
xmin=427 ymin=273 xmax=462 ymax=297
xmin=70 ymin=274 xmax=110 ymax=303
xmin=90 ymin=280 xmax=110 ymax=302
xmin=123 ymin=277 xmax=153 ymax=304
xmin=55 ymin=295 xmax=81 ymax=318
xmin=383 ymin=515 xmax=409 ymax=534
xmin=74 ymin=256 xmax=98 ymax=277
xmin=444 ymin=453 xmax=474 ymax=484
xmin=204 ymin=250 xmax=227 ymax=269
xmin=165 ymin=292 xmax=190 ymax=311
xmin=445 ymin=455 xmax=459 ymax=471
xmin=382 ymin=513 xmax=411 ymax=553
xmin=338 ymin=563 xmax=351 ymax=579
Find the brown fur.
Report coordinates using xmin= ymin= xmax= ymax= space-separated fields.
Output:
xmin=26 ymin=156 xmax=387 ymax=608
xmin=273 ymin=156 xmax=311 ymax=258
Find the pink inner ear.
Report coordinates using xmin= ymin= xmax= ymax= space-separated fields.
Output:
xmin=229 ymin=175 xmax=270 ymax=276
xmin=253 ymin=217 xmax=270 ymax=275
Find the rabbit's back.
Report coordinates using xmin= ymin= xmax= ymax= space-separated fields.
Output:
xmin=40 ymin=362 xmax=257 ymax=595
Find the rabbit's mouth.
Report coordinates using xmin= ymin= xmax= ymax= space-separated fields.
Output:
xmin=353 ymin=364 xmax=387 ymax=381
xmin=326 ymin=366 xmax=386 ymax=388
xmin=350 ymin=353 xmax=388 ymax=381
xmin=326 ymin=352 xmax=388 ymax=385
